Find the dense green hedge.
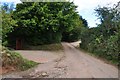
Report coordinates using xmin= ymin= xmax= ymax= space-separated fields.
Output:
xmin=80 ymin=26 xmax=119 ymax=65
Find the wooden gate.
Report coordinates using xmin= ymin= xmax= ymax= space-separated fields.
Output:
xmin=16 ymin=38 xmax=22 ymax=50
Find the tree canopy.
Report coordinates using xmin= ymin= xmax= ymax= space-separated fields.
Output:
xmin=1 ymin=2 xmax=86 ymax=46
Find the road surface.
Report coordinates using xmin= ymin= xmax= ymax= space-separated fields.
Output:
xmin=2 ymin=42 xmax=118 ymax=78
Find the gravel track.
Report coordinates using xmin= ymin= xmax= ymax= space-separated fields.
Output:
xmin=2 ymin=42 xmax=118 ymax=78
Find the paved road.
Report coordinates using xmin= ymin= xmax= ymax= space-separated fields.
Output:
xmin=2 ymin=42 xmax=118 ymax=78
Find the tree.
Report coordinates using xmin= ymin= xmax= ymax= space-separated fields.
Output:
xmin=12 ymin=2 xmax=81 ymax=45
xmin=80 ymin=16 xmax=88 ymax=27
xmin=1 ymin=3 xmax=17 ymax=46
xmin=62 ymin=13 xmax=88 ymax=42
xmin=95 ymin=2 xmax=120 ymax=37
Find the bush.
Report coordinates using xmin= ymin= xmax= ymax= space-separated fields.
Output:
xmin=80 ymin=27 xmax=119 ymax=65
xmin=25 ymin=31 xmax=62 ymax=45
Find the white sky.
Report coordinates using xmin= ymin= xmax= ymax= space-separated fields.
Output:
xmin=73 ymin=0 xmax=119 ymax=11
xmin=1 ymin=0 xmax=119 ymax=27
xmin=73 ymin=0 xmax=119 ymax=27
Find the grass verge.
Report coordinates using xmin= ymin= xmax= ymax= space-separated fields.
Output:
xmin=24 ymin=43 xmax=63 ymax=51
xmin=1 ymin=46 xmax=38 ymax=74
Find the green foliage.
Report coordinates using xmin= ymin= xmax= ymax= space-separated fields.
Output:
xmin=80 ymin=2 xmax=119 ymax=65
xmin=1 ymin=3 xmax=17 ymax=46
xmin=62 ymin=16 xmax=88 ymax=42
xmin=81 ymin=28 xmax=119 ymax=65
xmin=10 ymin=2 xmax=81 ymax=45
xmin=25 ymin=31 xmax=62 ymax=45
xmin=80 ymin=16 xmax=88 ymax=27
xmin=19 ymin=59 xmax=38 ymax=71
xmin=62 ymin=26 xmax=81 ymax=42
xmin=2 ymin=2 xmax=86 ymax=47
